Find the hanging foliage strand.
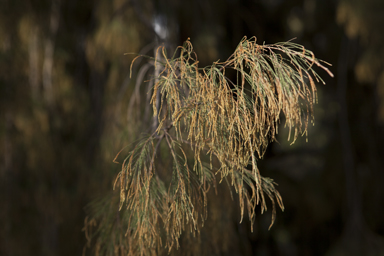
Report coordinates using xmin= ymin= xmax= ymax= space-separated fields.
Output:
xmin=85 ymin=36 xmax=333 ymax=255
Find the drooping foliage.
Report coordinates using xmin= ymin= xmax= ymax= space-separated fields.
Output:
xmin=84 ymin=36 xmax=332 ymax=255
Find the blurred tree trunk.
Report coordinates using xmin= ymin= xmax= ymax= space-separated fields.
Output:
xmin=42 ymin=0 xmax=60 ymax=106
xmin=1 ymin=114 xmax=13 ymax=256
xmin=29 ymin=25 xmax=40 ymax=100
xmin=328 ymin=33 xmax=384 ymax=256
xmin=41 ymin=1 xmax=60 ymax=255
xmin=337 ymin=34 xmax=364 ymax=246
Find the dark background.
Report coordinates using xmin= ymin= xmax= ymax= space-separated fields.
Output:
xmin=1 ymin=0 xmax=384 ymax=255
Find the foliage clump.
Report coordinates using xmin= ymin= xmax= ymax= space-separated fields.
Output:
xmin=84 ymin=36 xmax=333 ymax=255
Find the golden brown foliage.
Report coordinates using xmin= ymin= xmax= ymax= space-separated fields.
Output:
xmin=85 ymin=36 xmax=333 ymax=255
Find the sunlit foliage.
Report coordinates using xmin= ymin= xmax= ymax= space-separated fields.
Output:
xmin=84 ymin=36 xmax=332 ymax=255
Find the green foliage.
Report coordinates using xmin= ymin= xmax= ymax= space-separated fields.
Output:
xmin=84 ymin=36 xmax=332 ymax=255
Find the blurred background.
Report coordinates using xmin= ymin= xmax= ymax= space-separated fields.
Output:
xmin=1 ymin=0 xmax=384 ymax=255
